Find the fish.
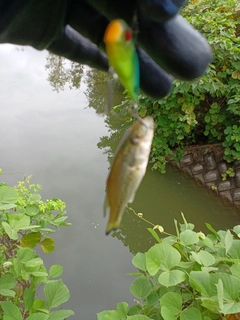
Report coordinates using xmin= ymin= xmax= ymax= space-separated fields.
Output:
xmin=103 ymin=19 xmax=139 ymax=101
xmin=104 ymin=116 xmax=154 ymax=234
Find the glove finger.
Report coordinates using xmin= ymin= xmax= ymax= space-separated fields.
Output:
xmin=138 ymin=48 xmax=173 ymax=99
xmin=137 ymin=13 xmax=212 ymax=80
xmin=84 ymin=0 xmax=211 ymax=80
xmin=67 ymin=1 xmax=174 ymax=99
xmin=138 ymin=0 xmax=186 ymax=22
xmin=47 ymin=25 xmax=108 ymax=71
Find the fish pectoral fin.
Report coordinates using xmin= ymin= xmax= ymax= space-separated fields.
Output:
xmin=103 ymin=195 xmax=109 ymax=217
xmin=128 ymin=191 xmax=136 ymax=204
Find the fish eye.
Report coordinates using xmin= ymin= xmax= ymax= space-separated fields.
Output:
xmin=125 ymin=29 xmax=132 ymax=42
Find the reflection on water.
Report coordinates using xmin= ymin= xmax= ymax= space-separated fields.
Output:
xmin=1 ymin=46 xmax=240 ymax=320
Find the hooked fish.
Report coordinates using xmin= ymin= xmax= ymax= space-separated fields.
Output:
xmin=104 ymin=116 xmax=154 ymax=234
xmin=103 ymin=19 xmax=139 ymax=101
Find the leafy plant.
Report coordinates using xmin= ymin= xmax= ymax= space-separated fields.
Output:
xmin=221 ymin=167 xmax=235 ymax=181
xmin=97 ymin=212 xmax=240 ymax=320
xmin=0 ymin=173 xmax=74 ymax=320
xmin=114 ymin=0 xmax=240 ymax=173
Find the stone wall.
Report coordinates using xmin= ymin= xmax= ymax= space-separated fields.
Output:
xmin=168 ymin=144 xmax=240 ymax=209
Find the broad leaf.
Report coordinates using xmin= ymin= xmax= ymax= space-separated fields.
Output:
xmin=49 ymin=264 xmax=63 ymax=278
xmin=180 ymin=307 xmax=201 ymax=320
xmin=0 ymin=186 xmax=17 ymax=209
xmin=127 ymin=315 xmax=152 ymax=320
xmin=26 ymin=314 xmax=49 ymax=320
xmin=160 ymin=292 xmax=182 ymax=315
xmin=130 ymin=277 xmax=152 ymax=299
xmin=24 ymin=287 xmax=35 ymax=311
xmin=23 ymin=257 xmax=43 ymax=268
xmin=132 ymin=253 xmax=146 ymax=271
xmin=180 ymin=230 xmax=199 ymax=246
xmin=20 ymin=231 xmax=41 ymax=248
xmin=44 ymin=279 xmax=70 ymax=308
xmin=0 ymin=274 xmax=17 ymax=290
xmin=8 ymin=214 xmax=30 ymax=230
xmin=189 ymin=271 xmax=212 ymax=297
xmin=1 ymin=301 xmax=22 ymax=320
xmin=48 ymin=310 xmax=74 ymax=320
xmin=40 ymin=238 xmax=55 ymax=253
xmin=161 ymin=306 xmax=175 ymax=320
xmin=2 ymin=222 xmax=18 ymax=240
xmin=146 ymin=243 xmax=181 ymax=276
xmin=158 ymin=270 xmax=186 ymax=287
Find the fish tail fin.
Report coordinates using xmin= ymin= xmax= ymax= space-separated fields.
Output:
xmin=105 ymin=218 xmax=121 ymax=235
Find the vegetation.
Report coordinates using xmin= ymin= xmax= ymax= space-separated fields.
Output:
xmin=115 ymin=0 xmax=240 ymax=172
xmin=98 ymin=212 xmax=240 ymax=320
xmin=0 ymin=173 xmax=74 ymax=320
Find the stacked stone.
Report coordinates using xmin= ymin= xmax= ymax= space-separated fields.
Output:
xmin=168 ymin=144 xmax=240 ymax=209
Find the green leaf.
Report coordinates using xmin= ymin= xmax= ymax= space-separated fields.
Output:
xmin=8 ymin=214 xmax=30 ymax=230
xmin=228 ymin=240 xmax=240 ymax=259
xmin=220 ymin=302 xmax=240 ymax=315
xmin=117 ymin=302 xmax=128 ymax=319
xmin=40 ymin=238 xmax=55 ymax=253
xmin=25 ymin=314 xmax=49 ymax=320
xmin=147 ymin=228 xmax=162 ymax=243
xmin=132 ymin=253 xmax=146 ymax=272
xmin=31 ymin=271 xmax=48 ymax=277
xmin=20 ymin=231 xmax=41 ymax=248
xmin=225 ymin=230 xmax=233 ymax=254
xmin=160 ymin=306 xmax=175 ymax=320
xmin=180 ymin=307 xmax=201 ymax=320
xmin=0 ymin=186 xmax=18 ymax=209
xmin=0 ymin=274 xmax=17 ymax=290
xmin=49 ymin=264 xmax=63 ymax=278
xmin=24 ymin=287 xmax=35 ymax=311
xmin=32 ymin=299 xmax=45 ymax=311
xmin=1 ymin=301 xmax=23 ymax=320
xmin=189 ymin=271 xmax=212 ymax=296
xmin=17 ymin=247 xmax=35 ymax=262
xmin=127 ymin=305 xmax=142 ymax=316
xmin=48 ymin=310 xmax=75 ymax=320
xmin=2 ymin=222 xmax=18 ymax=240
xmin=230 ymin=263 xmax=240 ymax=277
xmin=130 ymin=277 xmax=152 ymax=299
xmin=25 ymin=204 xmax=40 ymax=216
xmin=205 ymin=223 xmax=220 ymax=239
xmin=210 ymin=273 xmax=240 ymax=300
xmin=180 ymin=230 xmax=199 ymax=246
xmin=160 ymin=292 xmax=182 ymax=315
xmin=23 ymin=258 xmax=43 ymax=268
xmin=146 ymin=243 xmax=181 ymax=276
xmin=127 ymin=315 xmax=152 ymax=320
xmin=193 ymin=250 xmax=216 ymax=267
xmin=158 ymin=270 xmax=187 ymax=287
xmin=97 ymin=310 xmax=121 ymax=320
xmin=44 ymin=279 xmax=70 ymax=308
xmin=0 ymin=289 xmax=15 ymax=297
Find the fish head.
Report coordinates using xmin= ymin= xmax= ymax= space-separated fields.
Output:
xmin=129 ymin=116 xmax=154 ymax=145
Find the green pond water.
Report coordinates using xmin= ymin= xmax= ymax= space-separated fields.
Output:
xmin=1 ymin=45 xmax=240 ymax=319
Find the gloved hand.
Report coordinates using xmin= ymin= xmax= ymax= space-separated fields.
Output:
xmin=0 ymin=0 xmax=212 ymax=99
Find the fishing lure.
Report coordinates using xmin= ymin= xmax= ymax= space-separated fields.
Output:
xmin=103 ymin=19 xmax=139 ymax=102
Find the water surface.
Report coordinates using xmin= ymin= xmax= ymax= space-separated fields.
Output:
xmin=0 ymin=45 xmax=239 ymax=319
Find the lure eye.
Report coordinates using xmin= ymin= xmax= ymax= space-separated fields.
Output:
xmin=125 ymin=29 xmax=132 ymax=42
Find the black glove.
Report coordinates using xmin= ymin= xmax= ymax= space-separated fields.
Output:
xmin=0 ymin=0 xmax=212 ymax=99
